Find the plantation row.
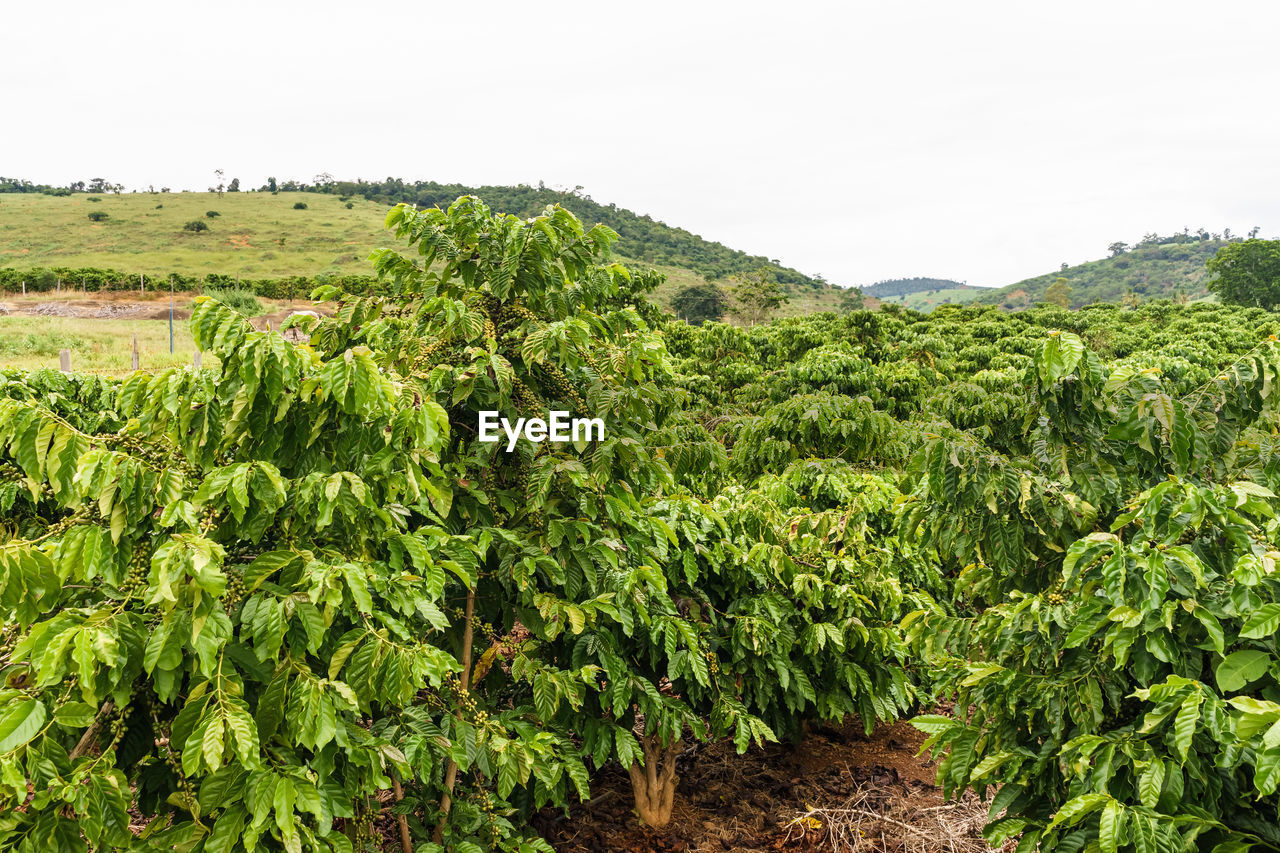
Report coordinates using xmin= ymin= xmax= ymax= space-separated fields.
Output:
xmin=0 ymin=266 xmax=377 ymax=300
xmin=2 ymin=198 xmax=1280 ymax=852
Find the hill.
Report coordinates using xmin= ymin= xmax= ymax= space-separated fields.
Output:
xmin=0 ymin=187 xmax=843 ymax=316
xmin=281 ymin=178 xmax=831 ymax=291
xmin=862 ymin=276 xmax=966 ymax=298
xmin=862 ymin=276 xmax=987 ymax=312
xmin=978 ymin=234 xmax=1234 ymax=309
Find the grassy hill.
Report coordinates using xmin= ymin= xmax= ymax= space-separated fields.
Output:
xmin=977 ymin=238 xmax=1228 ymax=310
xmin=277 ymin=178 xmax=832 ymax=292
xmin=0 ymin=190 xmax=843 ymax=316
xmin=862 ymin=277 xmax=987 ymax=312
xmin=0 ymin=191 xmax=387 ymax=277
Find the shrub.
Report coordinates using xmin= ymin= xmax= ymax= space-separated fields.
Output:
xmin=86 ymin=211 xmax=109 ymax=222
xmin=345 ymin=202 xmax=354 ymax=209
xmin=154 ymin=204 xmax=163 ymax=209
xmin=204 ymin=286 xmax=263 ymax=316
xmin=205 ymin=210 xmax=220 ymax=218
xmin=293 ymin=201 xmax=307 ymax=210
xmin=86 ymin=196 xmax=101 ymax=202
xmin=183 ymin=220 xmax=209 ymax=233
xmin=33 ymin=269 xmax=58 ymax=291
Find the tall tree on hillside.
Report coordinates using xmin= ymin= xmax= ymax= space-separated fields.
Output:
xmin=1207 ymin=239 xmax=1280 ymax=310
xmin=730 ymin=267 xmax=788 ymax=326
xmin=213 ymin=169 xmax=226 ymax=198
xmin=839 ymin=288 xmax=865 ymax=312
xmin=228 ymin=177 xmax=240 ymax=192
xmin=1108 ymin=241 xmax=1129 ymax=256
xmin=1045 ymin=277 xmax=1072 ymax=309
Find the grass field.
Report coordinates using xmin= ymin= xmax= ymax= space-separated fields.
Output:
xmin=0 ymin=292 xmax=321 ymax=374
xmin=0 ymin=191 xmax=846 ymax=316
xmin=0 ymin=314 xmax=206 ymax=374
xmin=0 ymin=191 xmax=392 ymax=278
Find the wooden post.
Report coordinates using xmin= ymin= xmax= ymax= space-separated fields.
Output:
xmin=140 ymin=273 xmax=145 ymax=294
xmin=131 ymin=335 xmax=139 ymax=371
xmin=56 ymin=278 xmax=61 ymax=293
xmin=21 ymin=281 xmax=25 ymax=296
xmin=193 ymin=351 xmax=202 ymax=369
xmin=59 ymin=350 xmax=71 ymax=372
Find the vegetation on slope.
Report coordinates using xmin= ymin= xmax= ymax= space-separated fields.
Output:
xmin=858 ymin=277 xmax=985 ymax=313
xmin=0 ymin=184 xmax=845 ymax=318
xmin=978 ymin=230 xmax=1260 ymax=309
xmin=862 ymin=277 xmax=967 ymax=299
xmin=0 ymin=176 xmax=834 ymax=295
xmin=280 ymin=177 xmax=830 ymax=291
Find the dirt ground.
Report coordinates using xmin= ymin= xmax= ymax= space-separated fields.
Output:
xmin=524 ymin=719 xmax=998 ymax=853
xmin=0 ymin=291 xmax=319 ymax=324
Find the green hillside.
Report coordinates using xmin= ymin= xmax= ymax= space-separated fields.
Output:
xmin=274 ymin=177 xmax=831 ymax=291
xmin=0 ymin=188 xmax=843 ymax=315
xmin=862 ymin=276 xmax=966 ymax=298
xmin=979 ymin=235 xmax=1231 ymax=309
xmin=863 ymin=277 xmax=987 ymax=312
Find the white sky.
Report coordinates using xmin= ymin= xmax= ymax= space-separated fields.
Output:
xmin=4 ymin=0 xmax=1279 ymax=288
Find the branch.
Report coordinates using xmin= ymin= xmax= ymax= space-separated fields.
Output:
xmin=432 ymin=586 xmax=476 ymax=843
xmin=68 ymin=700 xmax=115 ymax=761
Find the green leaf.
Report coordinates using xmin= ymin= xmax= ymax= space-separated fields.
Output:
xmin=1139 ymin=759 xmax=1164 ymax=809
xmin=1240 ymin=603 xmax=1280 ymax=639
xmin=1046 ymin=792 xmax=1108 ymax=830
xmin=1098 ymin=800 xmax=1124 ymax=853
xmin=53 ymin=701 xmax=97 ymax=728
xmin=0 ymin=698 xmax=46 ymax=753
xmin=1173 ymin=689 xmax=1202 ymax=762
xmin=1216 ymin=650 xmax=1272 ymax=693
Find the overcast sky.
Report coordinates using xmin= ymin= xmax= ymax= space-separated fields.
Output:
xmin=4 ymin=1 xmax=1279 ymax=288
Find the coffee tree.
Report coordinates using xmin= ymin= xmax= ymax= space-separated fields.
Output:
xmin=304 ymin=197 xmax=923 ymax=831
xmin=908 ymin=332 xmax=1280 ymax=852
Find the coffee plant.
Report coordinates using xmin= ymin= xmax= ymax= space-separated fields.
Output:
xmin=11 ymin=198 xmax=1280 ymax=851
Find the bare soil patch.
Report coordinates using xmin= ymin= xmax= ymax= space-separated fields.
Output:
xmin=527 ymin=719 xmax=998 ymax=853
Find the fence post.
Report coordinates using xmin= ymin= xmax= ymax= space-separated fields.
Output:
xmin=193 ymin=351 xmax=202 ymax=369
xmin=59 ymin=350 xmax=71 ymax=372
xmin=131 ymin=335 xmax=140 ymax=371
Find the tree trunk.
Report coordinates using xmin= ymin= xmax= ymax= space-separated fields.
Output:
xmin=432 ymin=587 xmax=476 ymax=843
xmin=626 ymin=734 xmax=682 ymax=827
